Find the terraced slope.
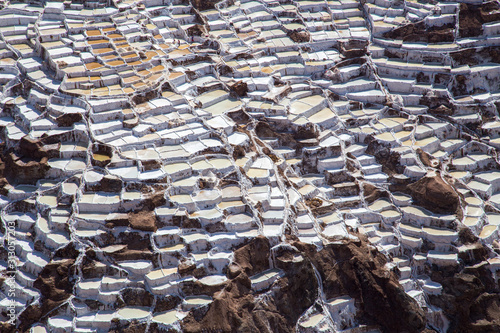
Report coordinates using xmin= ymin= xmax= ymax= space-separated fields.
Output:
xmin=1 ymin=0 xmax=500 ymax=332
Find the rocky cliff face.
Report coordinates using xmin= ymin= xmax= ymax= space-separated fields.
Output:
xmin=182 ymin=235 xmax=427 ymax=333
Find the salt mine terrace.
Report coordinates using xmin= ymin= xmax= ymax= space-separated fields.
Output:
xmin=1 ymin=0 xmax=500 ymax=332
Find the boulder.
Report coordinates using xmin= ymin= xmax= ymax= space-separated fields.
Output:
xmin=408 ymin=172 xmax=460 ymax=214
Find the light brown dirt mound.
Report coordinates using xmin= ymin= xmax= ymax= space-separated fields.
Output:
xmin=231 ymin=235 xmax=270 ymax=276
xmin=128 ymin=210 xmax=158 ymax=232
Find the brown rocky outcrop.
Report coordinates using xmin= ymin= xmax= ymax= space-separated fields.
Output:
xmin=128 ymin=210 xmax=158 ymax=232
xmin=10 ymin=259 xmax=76 ymax=332
xmin=182 ymin=236 xmax=318 ymax=333
xmin=97 ymin=175 xmax=123 ymax=192
xmin=109 ymin=321 xmax=149 ymax=333
xmin=0 ymin=177 xmax=9 ymax=196
xmin=189 ymin=0 xmax=222 ymax=10
xmin=451 ymin=46 xmax=500 ymax=66
xmin=383 ymin=22 xmax=455 ymax=43
xmin=231 ymin=235 xmax=270 ymax=276
xmin=363 ymin=183 xmax=387 ymax=203
xmin=416 ymin=148 xmax=440 ymax=168
xmin=186 ymin=24 xmax=206 ymax=37
xmin=294 ymin=237 xmax=426 ymax=333
xmin=459 ymin=3 xmax=484 ymax=37
xmin=56 ymin=112 xmax=82 ymax=127
xmin=227 ymin=109 xmax=250 ymax=124
xmin=429 ymin=104 xmax=454 ymax=117
xmin=254 ymin=120 xmax=319 ymax=151
xmin=140 ymin=191 xmax=166 ymax=211
xmin=4 ymin=151 xmax=49 ymax=185
xmin=288 ymin=30 xmax=310 ymax=43
xmin=429 ymin=259 xmax=500 ymax=333
xmin=2 ymin=136 xmax=62 ymax=184
xmin=183 ymin=235 xmax=428 ymax=333
xmin=229 ymin=80 xmax=248 ymax=97
xmin=365 ymin=135 xmax=404 ymax=176
xmin=338 ymin=39 xmax=368 ymax=58
xmin=458 ymin=2 xmax=500 ymax=38
xmin=407 ymin=172 xmax=461 ymax=214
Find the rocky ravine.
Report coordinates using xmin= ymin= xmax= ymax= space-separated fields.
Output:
xmin=1 ymin=0 xmax=500 ymax=332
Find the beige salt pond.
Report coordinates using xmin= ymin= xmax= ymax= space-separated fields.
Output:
xmin=422 ymin=226 xmax=457 ymax=236
xmin=218 ymin=200 xmax=245 ymax=211
xmin=235 ymin=156 xmax=249 ymax=168
xmin=152 ymin=310 xmax=179 ymax=325
xmin=146 ymin=267 xmax=179 ymax=287
xmin=198 ymin=90 xmax=227 ymax=105
xmin=164 ymin=162 xmax=190 ymax=173
xmin=38 ymin=194 xmax=58 ymax=207
xmin=449 ymin=171 xmax=469 ymax=180
xmin=465 ymin=196 xmax=482 ymax=206
xmin=308 ymin=108 xmax=335 ymax=124
xmin=464 ymin=216 xmax=481 ymax=228
xmin=487 ymin=214 xmax=500 ymax=225
xmin=183 ymin=295 xmax=213 ymax=310
xmin=122 ymin=191 xmax=141 ymax=201
xmin=368 ymin=198 xmax=392 ymax=212
xmin=170 ymin=194 xmax=193 ymax=203
xmin=208 ymin=158 xmax=232 ymax=169
xmin=198 ymin=275 xmax=227 ymax=286
xmin=329 ymin=295 xmax=351 ymax=304
xmin=284 ymin=23 xmax=305 ymax=30
xmin=319 ymin=211 xmax=342 ymax=225
xmin=204 ymin=99 xmax=241 ymax=115
xmin=479 ymin=225 xmax=498 ymax=239
xmin=36 ymin=217 xmax=50 ymax=235
xmin=375 ymin=131 xmax=395 ymax=142
xmin=191 ymin=159 xmax=213 ymax=171
xmin=467 ymin=205 xmax=483 ymax=217
xmin=190 ymin=208 xmax=222 ymax=221
xmin=93 ymin=153 xmax=111 ymax=161
xmin=38 ymin=180 xmax=59 ymax=190
xmin=250 ymin=268 xmax=283 ymax=291
xmin=381 ymin=209 xmax=401 ymax=221
xmin=289 ymin=101 xmax=313 ymax=115
xmin=225 ymin=213 xmax=254 ymax=230
xmin=247 ymin=168 xmax=269 ymax=178
xmin=221 ymin=185 xmax=241 ymax=199
xmin=182 ymin=232 xmax=208 ymax=243
xmin=300 ymin=313 xmax=325 ymax=328
xmin=160 ymin=244 xmax=185 ymax=252
xmin=117 ymin=307 xmax=150 ymax=320
xmin=173 ymin=176 xmax=198 ymax=188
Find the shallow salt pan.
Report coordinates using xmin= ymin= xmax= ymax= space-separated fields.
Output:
xmin=117 ymin=307 xmax=150 ymax=320
xmin=300 ymin=313 xmax=325 ymax=328
xmin=182 ymin=295 xmax=213 ymax=310
xmin=152 ymin=310 xmax=179 ymax=325
xmin=250 ymin=268 xmax=283 ymax=291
